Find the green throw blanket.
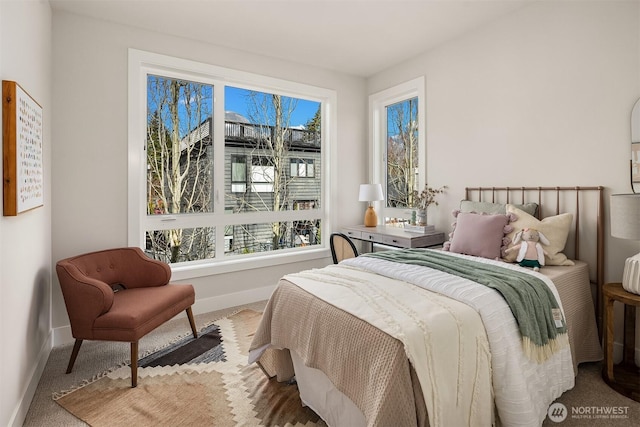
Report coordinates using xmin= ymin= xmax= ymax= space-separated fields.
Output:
xmin=364 ymin=249 xmax=568 ymax=363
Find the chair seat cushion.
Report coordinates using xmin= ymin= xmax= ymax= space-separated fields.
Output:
xmin=92 ymin=284 xmax=195 ymax=342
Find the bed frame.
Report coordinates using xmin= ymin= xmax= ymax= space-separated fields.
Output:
xmin=464 ymin=186 xmax=605 ymax=339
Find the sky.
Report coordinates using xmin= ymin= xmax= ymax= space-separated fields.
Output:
xmin=147 ymin=76 xmax=320 ymax=135
xmin=225 ymin=86 xmax=320 ymax=128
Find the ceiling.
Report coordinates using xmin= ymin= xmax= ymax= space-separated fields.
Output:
xmin=50 ymin=0 xmax=534 ymax=77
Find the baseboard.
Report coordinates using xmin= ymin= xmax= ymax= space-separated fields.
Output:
xmin=52 ymin=284 xmax=277 ymax=347
xmin=191 ymin=284 xmax=276 ymax=315
xmin=613 ymin=340 xmax=640 ymax=365
xmin=9 ymin=332 xmax=52 ymax=427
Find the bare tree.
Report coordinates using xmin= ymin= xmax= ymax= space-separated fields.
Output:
xmin=146 ymin=76 xmax=213 ymax=263
xmin=386 ymin=98 xmax=418 ymax=208
xmin=241 ymin=91 xmax=300 ymax=249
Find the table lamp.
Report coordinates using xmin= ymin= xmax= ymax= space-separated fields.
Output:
xmin=610 ymin=193 xmax=640 ymax=294
xmin=359 ymin=184 xmax=384 ymax=227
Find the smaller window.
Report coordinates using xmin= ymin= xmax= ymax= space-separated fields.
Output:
xmin=290 ymin=159 xmax=315 ymax=178
xmin=231 ymin=155 xmax=247 ymax=193
xmin=251 ymin=157 xmax=274 ymax=192
xmin=293 ymin=199 xmax=316 ymax=210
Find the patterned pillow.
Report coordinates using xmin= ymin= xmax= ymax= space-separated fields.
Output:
xmin=460 ymin=200 xmax=538 ymax=217
xmin=504 ymin=204 xmax=574 ymax=266
xmin=443 ymin=211 xmax=514 ymax=260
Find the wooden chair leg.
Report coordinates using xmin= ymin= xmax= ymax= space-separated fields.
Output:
xmin=131 ymin=341 xmax=138 ymax=388
xmin=66 ymin=339 xmax=83 ymax=374
xmin=186 ymin=306 xmax=198 ymax=338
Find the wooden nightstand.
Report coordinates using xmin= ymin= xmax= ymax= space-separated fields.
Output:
xmin=602 ymin=282 xmax=640 ymax=403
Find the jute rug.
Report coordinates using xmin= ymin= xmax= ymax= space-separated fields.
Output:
xmin=53 ymin=309 xmax=326 ymax=426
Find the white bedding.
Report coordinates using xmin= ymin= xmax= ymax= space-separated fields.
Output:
xmin=285 ymin=250 xmax=575 ymax=427
xmin=285 ymin=262 xmax=493 ymax=427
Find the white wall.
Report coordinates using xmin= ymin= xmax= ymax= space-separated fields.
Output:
xmin=368 ymin=1 xmax=640 ymax=358
xmin=51 ymin=11 xmax=367 ymax=331
xmin=369 ymin=0 xmax=639 ymax=283
xmin=0 ymin=1 xmax=52 ymax=426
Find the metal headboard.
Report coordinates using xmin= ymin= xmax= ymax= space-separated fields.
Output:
xmin=465 ymin=186 xmax=605 ymax=338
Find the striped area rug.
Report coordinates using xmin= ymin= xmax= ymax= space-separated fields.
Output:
xmin=53 ymin=309 xmax=325 ymax=426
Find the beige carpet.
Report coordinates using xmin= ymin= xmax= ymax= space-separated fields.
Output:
xmin=52 ymin=309 xmax=324 ymax=427
xmin=22 ymin=300 xmax=640 ymax=426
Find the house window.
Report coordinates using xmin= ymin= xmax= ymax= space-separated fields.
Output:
xmin=129 ymin=49 xmax=335 ymax=277
xmin=290 ymin=159 xmax=314 ymax=177
xmin=231 ymin=155 xmax=247 ymax=193
xmin=369 ymin=77 xmax=425 ymax=223
xmin=251 ymin=157 xmax=275 ymax=193
xmin=293 ymin=200 xmax=316 ymax=210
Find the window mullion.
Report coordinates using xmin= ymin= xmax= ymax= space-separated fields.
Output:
xmin=213 ymin=84 xmax=226 ymax=259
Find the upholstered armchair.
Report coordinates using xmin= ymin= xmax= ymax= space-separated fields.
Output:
xmin=56 ymin=247 xmax=197 ymax=387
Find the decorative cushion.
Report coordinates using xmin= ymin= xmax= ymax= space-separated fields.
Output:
xmin=445 ymin=212 xmax=511 ymax=260
xmin=460 ymin=200 xmax=538 ymax=217
xmin=504 ymin=204 xmax=574 ymax=266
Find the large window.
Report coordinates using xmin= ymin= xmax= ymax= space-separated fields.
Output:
xmin=129 ymin=50 xmax=335 ymax=277
xmin=369 ymin=77 xmax=425 ymax=223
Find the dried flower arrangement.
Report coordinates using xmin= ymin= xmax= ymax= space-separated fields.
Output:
xmin=412 ymin=184 xmax=447 ymax=211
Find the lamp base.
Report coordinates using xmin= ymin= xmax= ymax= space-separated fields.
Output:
xmin=364 ymin=206 xmax=378 ymax=227
xmin=622 ymin=253 xmax=640 ymax=295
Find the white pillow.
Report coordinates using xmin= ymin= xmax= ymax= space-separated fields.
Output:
xmin=504 ymin=204 xmax=574 ymax=266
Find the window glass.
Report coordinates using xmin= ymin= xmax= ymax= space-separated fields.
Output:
xmin=224 ymin=220 xmax=321 ymax=255
xmin=132 ymin=51 xmax=332 ymax=271
xmin=146 ymin=75 xmax=213 ymax=216
xmin=386 ymin=97 xmax=418 ymax=209
xmin=370 ymin=78 xmax=424 ymax=226
xmin=145 ymin=227 xmax=215 ymax=263
xmin=291 ymin=159 xmax=315 ymax=177
xmin=231 ymin=155 xmax=247 ymax=193
xmin=251 ymin=157 xmax=275 ymax=193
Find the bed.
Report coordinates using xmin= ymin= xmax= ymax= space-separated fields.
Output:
xmin=249 ymin=186 xmax=605 ymax=427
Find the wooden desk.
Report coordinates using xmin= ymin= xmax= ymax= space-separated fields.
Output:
xmin=602 ymin=282 xmax=640 ymax=403
xmin=341 ymin=225 xmax=445 ymax=249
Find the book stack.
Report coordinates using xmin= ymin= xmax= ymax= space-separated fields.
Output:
xmin=403 ymin=223 xmax=436 ymax=234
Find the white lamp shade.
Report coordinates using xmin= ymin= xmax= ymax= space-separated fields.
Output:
xmin=358 ymin=184 xmax=384 ymax=202
xmin=611 ymin=194 xmax=640 ymax=239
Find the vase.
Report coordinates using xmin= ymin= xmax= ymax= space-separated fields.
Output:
xmin=416 ymin=210 xmax=427 ymax=226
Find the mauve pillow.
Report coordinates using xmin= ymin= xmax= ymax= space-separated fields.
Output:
xmin=448 ymin=212 xmax=510 ymax=260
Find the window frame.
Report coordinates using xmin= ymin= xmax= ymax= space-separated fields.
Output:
xmin=128 ymin=49 xmax=336 ymax=279
xmin=290 ymin=158 xmax=315 ymax=178
xmin=369 ymin=77 xmax=426 ymax=223
xmin=230 ymin=155 xmax=247 ymax=193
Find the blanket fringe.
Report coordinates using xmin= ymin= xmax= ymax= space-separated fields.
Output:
xmin=522 ymin=333 xmax=569 ymax=363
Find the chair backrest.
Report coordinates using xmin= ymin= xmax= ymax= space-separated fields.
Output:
xmin=56 ymin=247 xmax=172 ymax=339
xmin=330 ymin=233 xmax=358 ymax=264
xmin=58 ymin=247 xmax=171 ymax=289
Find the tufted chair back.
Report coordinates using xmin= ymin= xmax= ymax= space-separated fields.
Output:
xmin=55 ymin=247 xmax=197 ymax=387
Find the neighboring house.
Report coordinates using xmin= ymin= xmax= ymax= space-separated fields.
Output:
xmin=150 ymin=112 xmax=321 ymax=259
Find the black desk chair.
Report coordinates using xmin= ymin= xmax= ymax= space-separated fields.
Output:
xmin=330 ymin=233 xmax=359 ymax=264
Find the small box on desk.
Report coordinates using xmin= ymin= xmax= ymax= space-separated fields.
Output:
xmin=403 ymin=224 xmax=435 ymax=234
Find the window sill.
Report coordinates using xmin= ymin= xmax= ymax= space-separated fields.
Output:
xmin=170 ymin=247 xmax=331 ymax=281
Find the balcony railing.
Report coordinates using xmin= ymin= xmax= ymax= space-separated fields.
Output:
xmin=224 ymin=121 xmax=320 ymax=148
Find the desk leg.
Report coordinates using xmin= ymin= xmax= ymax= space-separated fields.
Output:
xmin=605 ymin=295 xmax=615 ymax=381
